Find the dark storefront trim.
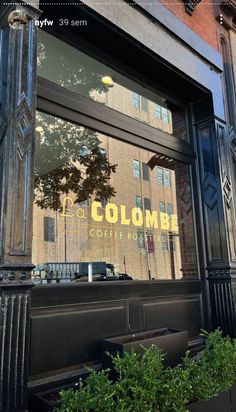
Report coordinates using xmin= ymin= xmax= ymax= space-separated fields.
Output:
xmin=79 ymin=0 xmax=225 ymax=119
xmin=37 ymin=77 xmax=196 ymax=164
xmin=0 ymin=1 xmax=236 ymax=410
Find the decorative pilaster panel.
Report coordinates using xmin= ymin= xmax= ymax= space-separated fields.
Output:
xmin=197 ymin=120 xmax=228 ymax=265
xmin=0 ymin=284 xmax=32 ymax=412
xmin=208 ymin=271 xmax=236 ymax=336
xmin=230 ymin=126 xmax=236 ymax=160
xmin=217 ymin=124 xmax=236 ymax=263
xmin=0 ymin=2 xmax=40 ymax=411
xmin=196 ymin=116 xmax=236 ymax=336
xmin=0 ymin=5 xmax=39 ymax=264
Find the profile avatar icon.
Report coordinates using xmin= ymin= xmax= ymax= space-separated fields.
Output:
xmin=8 ymin=10 xmax=28 ymax=29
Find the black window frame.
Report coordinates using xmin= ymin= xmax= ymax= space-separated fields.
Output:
xmin=36 ymin=28 xmax=199 ymax=283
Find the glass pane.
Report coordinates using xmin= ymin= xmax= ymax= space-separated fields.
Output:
xmin=37 ymin=30 xmax=188 ymax=140
xmin=133 ymin=160 xmax=140 ymax=178
xmin=32 ymin=111 xmax=198 ymax=284
xmin=157 ymin=167 xmax=163 ymax=185
xmin=164 ymin=169 xmax=171 ymax=188
xmin=144 ymin=198 xmax=151 ymax=211
xmin=136 ymin=196 xmax=142 ymax=210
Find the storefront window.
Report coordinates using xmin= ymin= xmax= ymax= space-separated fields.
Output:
xmin=37 ymin=30 xmax=188 ymax=140
xmin=32 ymin=111 xmax=198 ymax=284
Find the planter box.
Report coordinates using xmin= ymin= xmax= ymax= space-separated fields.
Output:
xmin=102 ymin=328 xmax=188 ymax=373
xmin=30 ymin=390 xmax=62 ymax=412
xmin=30 ymin=385 xmax=76 ymax=412
xmin=231 ymin=382 xmax=236 ymax=412
xmin=188 ymin=390 xmax=231 ymax=412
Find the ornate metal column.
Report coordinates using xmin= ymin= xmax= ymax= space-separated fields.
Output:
xmin=0 ymin=2 xmax=40 ymax=411
xmin=194 ymin=96 xmax=236 ymax=337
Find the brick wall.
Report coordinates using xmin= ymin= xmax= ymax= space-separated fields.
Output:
xmin=160 ymin=0 xmax=218 ymax=50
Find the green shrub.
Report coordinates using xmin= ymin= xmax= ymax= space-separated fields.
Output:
xmin=55 ymin=329 xmax=236 ymax=412
xmin=157 ymin=364 xmax=191 ymax=412
xmin=55 ymin=368 xmax=116 ymax=412
xmin=113 ymin=345 xmax=163 ymax=412
xmin=183 ymin=329 xmax=235 ymax=401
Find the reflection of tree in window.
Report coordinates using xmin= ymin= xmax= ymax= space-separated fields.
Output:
xmin=79 ymin=145 xmax=90 ymax=157
xmin=100 ymin=197 xmax=108 ymax=208
xmin=34 ymin=112 xmax=117 ymax=210
xmin=100 ymin=148 xmax=107 ymax=157
xmin=37 ymin=39 xmax=109 ymax=98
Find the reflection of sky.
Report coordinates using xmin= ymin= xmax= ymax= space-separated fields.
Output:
xmin=37 ymin=30 xmax=173 ymax=118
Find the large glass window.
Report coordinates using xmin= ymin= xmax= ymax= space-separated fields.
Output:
xmin=32 ymin=111 xmax=198 ymax=283
xmin=37 ymin=30 xmax=188 ymax=140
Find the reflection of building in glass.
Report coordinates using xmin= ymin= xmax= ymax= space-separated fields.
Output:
xmin=32 ymin=113 xmax=197 ymax=281
xmin=91 ymin=84 xmax=173 ymax=134
xmin=33 ymin=31 xmax=195 ymax=281
xmin=37 ymin=30 xmax=186 ymax=138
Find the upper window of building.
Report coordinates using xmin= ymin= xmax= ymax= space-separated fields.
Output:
xmin=142 ymin=162 xmax=150 ymax=181
xmin=167 ymin=203 xmax=173 ymax=215
xmin=144 ymin=198 xmax=151 ymax=211
xmin=157 ymin=167 xmax=163 ymax=185
xmin=44 ymin=217 xmax=55 ymax=242
xmin=134 ymin=160 xmax=141 ymax=178
xmin=80 ymin=199 xmax=90 ymax=207
xmin=164 ymin=169 xmax=171 ymax=188
xmin=136 ymin=196 xmax=142 ymax=210
xmin=33 ymin=112 xmax=197 ymax=283
xmin=137 ymin=230 xmax=145 ymax=249
xmin=155 ymin=105 xmax=162 ymax=119
xmin=141 ymin=97 xmax=148 ymax=113
xmin=159 ymin=201 xmax=165 ymax=213
xmin=37 ymin=30 xmax=188 ymax=140
xmin=133 ymin=93 xmax=140 ymax=109
xmin=161 ymin=233 xmax=169 ymax=251
xmin=162 ymin=108 xmax=169 ymax=124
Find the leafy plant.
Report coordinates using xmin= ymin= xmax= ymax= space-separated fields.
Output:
xmin=157 ymin=364 xmax=191 ymax=412
xmin=113 ymin=345 xmax=163 ymax=412
xmin=183 ymin=328 xmax=235 ymax=401
xmin=55 ymin=368 xmax=116 ymax=412
xmin=55 ymin=329 xmax=236 ymax=412
xmin=35 ymin=113 xmax=117 ymax=211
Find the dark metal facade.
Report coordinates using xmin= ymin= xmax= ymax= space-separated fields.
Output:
xmin=0 ymin=1 xmax=236 ymax=411
xmin=0 ymin=2 xmax=40 ymax=411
